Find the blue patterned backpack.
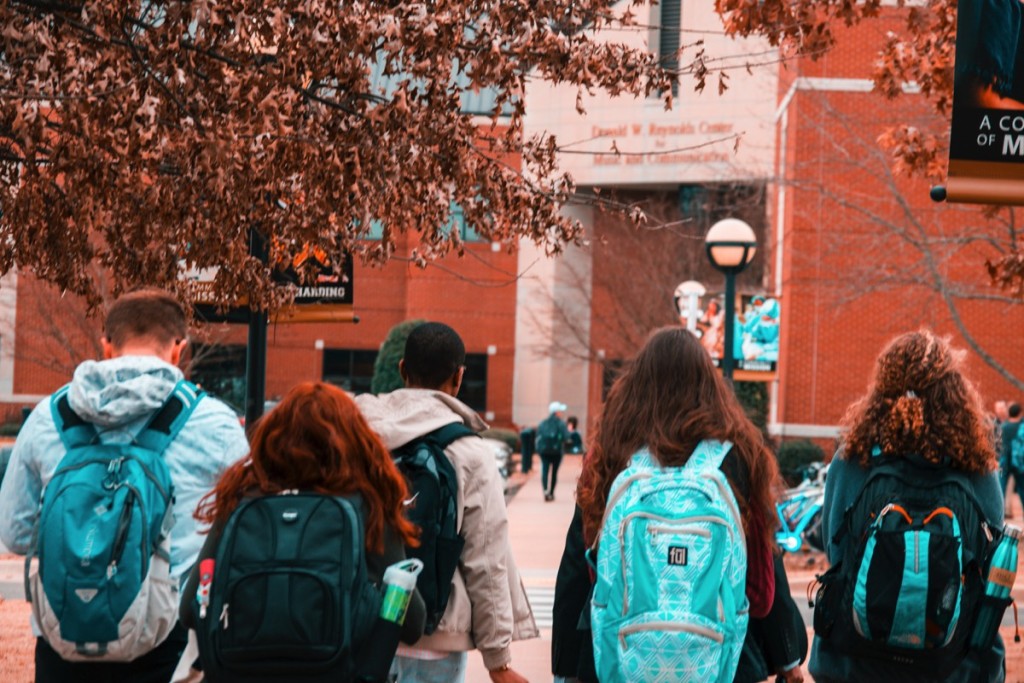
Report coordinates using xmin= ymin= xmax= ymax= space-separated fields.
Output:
xmin=591 ymin=440 xmax=748 ymax=683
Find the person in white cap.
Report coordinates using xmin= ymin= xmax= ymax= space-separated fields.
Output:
xmin=536 ymin=401 xmax=572 ymax=501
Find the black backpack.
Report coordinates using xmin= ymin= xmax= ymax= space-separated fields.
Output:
xmin=812 ymin=456 xmax=995 ymax=677
xmin=196 ymin=494 xmax=382 ymax=683
xmin=392 ymin=423 xmax=476 ymax=634
xmin=535 ymin=416 xmax=563 ymax=456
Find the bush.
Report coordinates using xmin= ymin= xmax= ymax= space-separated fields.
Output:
xmin=0 ymin=421 xmax=22 ymax=437
xmin=734 ymin=381 xmax=768 ymax=432
xmin=480 ymin=428 xmax=520 ymax=452
xmin=370 ymin=319 xmax=424 ymax=395
xmin=777 ymin=439 xmax=826 ymax=485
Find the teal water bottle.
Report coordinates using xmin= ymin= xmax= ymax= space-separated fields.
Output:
xmin=971 ymin=525 xmax=1020 ymax=650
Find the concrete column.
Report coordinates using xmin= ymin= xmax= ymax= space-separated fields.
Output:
xmin=513 ymin=204 xmax=595 ymax=430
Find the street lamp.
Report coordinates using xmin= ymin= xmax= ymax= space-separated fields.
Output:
xmin=674 ymin=280 xmax=706 ymax=334
xmin=705 ymin=218 xmax=757 ymax=380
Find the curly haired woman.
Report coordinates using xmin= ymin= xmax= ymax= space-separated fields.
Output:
xmin=809 ymin=330 xmax=1005 ymax=683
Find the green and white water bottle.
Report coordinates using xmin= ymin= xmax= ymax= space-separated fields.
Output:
xmin=971 ymin=525 xmax=1020 ymax=650
xmin=380 ymin=559 xmax=423 ymax=625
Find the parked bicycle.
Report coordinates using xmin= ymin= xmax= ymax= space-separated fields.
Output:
xmin=775 ymin=461 xmax=828 ymax=553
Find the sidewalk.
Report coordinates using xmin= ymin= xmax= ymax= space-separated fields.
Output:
xmin=464 ymin=454 xmax=581 ymax=683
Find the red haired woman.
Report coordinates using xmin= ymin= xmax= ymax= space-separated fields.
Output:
xmin=181 ymin=382 xmax=425 ymax=681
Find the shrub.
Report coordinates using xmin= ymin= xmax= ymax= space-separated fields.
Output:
xmin=0 ymin=421 xmax=22 ymax=437
xmin=370 ymin=319 xmax=424 ymax=395
xmin=734 ymin=381 xmax=768 ymax=432
xmin=777 ymin=439 xmax=826 ymax=486
xmin=480 ymin=428 xmax=520 ymax=452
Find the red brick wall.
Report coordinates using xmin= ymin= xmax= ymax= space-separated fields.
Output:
xmin=775 ymin=12 xmax=1024 ymax=433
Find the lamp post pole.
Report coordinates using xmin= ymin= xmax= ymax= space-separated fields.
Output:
xmin=704 ymin=219 xmax=758 ymax=383
xmin=722 ymin=269 xmax=737 ymax=381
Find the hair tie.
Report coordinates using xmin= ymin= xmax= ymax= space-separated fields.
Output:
xmin=905 ymin=390 xmax=917 ymax=399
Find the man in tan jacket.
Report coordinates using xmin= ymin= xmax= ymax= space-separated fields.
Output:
xmin=356 ymin=322 xmax=538 ymax=683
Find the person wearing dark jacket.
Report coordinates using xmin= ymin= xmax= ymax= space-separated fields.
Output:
xmin=809 ymin=330 xmax=1005 ymax=683
xmin=552 ymin=512 xmax=807 ymax=683
xmin=562 ymin=327 xmax=783 ymax=682
xmin=180 ymin=382 xmax=427 ymax=678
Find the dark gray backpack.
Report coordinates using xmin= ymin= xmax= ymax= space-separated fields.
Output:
xmin=196 ymin=494 xmax=381 ymax=683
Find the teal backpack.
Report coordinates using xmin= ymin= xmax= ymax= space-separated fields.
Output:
xmin=591 ymin=440 xmax=748 ymax=683
xmin=26 ymin=379 xmax=203 ymax=661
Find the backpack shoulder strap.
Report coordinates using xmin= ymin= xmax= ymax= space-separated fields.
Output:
xmin=49 ymin=385 xmax=98 ymax=451
xmin=684 ymin=439 xmax=734 ymax=473
xmin=135 ymin=379 xmax=206 ymax=455
xmin=428 ymin=422 xmax=478 ymax=449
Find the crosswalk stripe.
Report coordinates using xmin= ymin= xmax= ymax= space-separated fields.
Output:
xmin=526 ymin=585 xmax=555 ymax=629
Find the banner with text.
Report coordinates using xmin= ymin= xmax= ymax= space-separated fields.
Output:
xmin=948 ymin=0 xmax=1024 ymax=203
xmin=694 ymin=293 xmax=779 ymax=381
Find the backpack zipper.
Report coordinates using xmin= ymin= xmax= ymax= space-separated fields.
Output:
xmin=220 ymin=603 xmax=229 ymax=630
xmin=107 ymin=486 xmax=137 ymax=578
xmin=618 ymin=620 xmax=724 ymax=650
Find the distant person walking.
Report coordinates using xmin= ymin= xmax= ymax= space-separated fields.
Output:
xmin=356 ymin=322 xmax=537 ymax=683
xmin=809 ymin=330 xmax=1005 ymax=683
xmin=1001 ymin=402 xmax=1023 ymax=516
xmin=0 ymin=289 xmax=249 ymax=683
xmin=536 ymin=402 xmax=572 ymax=501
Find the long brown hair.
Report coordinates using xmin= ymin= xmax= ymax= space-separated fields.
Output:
xmin=577 ymin=326 xmax=779 ymax=552
xmin=196 ymin=382 xmax=418 ymax=552
xmin=841 ymin=330 xmax=996 ymax=473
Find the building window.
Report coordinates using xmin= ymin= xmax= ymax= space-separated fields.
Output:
xmin=189 ymin=344 xmax=247 ymax=415
xmin=659 ymin=0 xmax=680 ymax=97
xmin=457 ymin=353 xmax=488 ymax=412
xmin=361 ymin=203 xmax=485 ymax=242
xmin=601 ymin=359 xmax=625 ymax=401
xmin=323 ymin=348 xmax=378 ymax=395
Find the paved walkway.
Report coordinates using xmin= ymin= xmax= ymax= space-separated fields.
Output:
xmin=464 ymin=454 xmax=581 ymax=682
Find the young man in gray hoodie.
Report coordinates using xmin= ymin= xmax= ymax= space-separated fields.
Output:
xmin=356 ymin=322 xmax=537 ymax=683
xmin=0 ymin=289 xmax=249 ymax=683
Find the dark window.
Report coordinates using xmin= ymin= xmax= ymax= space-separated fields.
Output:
xmin=659 ymin=0 xmax=681 ymax=97
xmin=602 ymin=359 xmax=625 ymax=401
xmin=189 ymin=344 xmax=247 ymax=415
xmin=323 ymin=349 xmax=378 ymax=395
xmin=457 ymin=353 xmax=488 ymax=412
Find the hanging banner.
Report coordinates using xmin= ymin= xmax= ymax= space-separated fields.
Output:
xmin=698 ymin=293 xmax=779 ymax=381
xmin=947 ymin=0 xmax=1024 ymax=203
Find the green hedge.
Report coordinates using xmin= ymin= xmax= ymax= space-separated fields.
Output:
xmin=777 ymin=439 xmax=825 ymax=485
xmin=371 ymin=319 xmax=424 ymax=395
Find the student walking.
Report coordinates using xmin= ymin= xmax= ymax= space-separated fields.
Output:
xmin=181 ymin=382 xmax=426 ymax=682
xmin=809 ymin=330 xmax=1006 ymax=683
xmin=536 ymin=402 xmax=572 ymax=501
xmin=1000 ymin=402 xmax=1023 ymax=516
xmin=356 ymin=322 xmax=537 ymax=683
xmin=574 ymin=326 xmax=780 ymax=683
xmin=0 ymin=289 xmax=249 ymax=683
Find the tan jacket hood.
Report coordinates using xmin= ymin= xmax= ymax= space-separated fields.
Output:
xmin=355 ymin=388 xmax=488 ymax=450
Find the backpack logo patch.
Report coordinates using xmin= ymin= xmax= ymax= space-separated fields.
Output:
xmin=667 ymin=546 xmax=688 ymax=566
xmin=74 ymin=588 xmax=98 ymax=604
